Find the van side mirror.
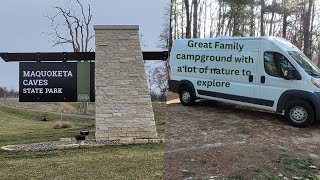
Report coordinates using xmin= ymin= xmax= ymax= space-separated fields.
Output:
xmin=283 ymin=67 xmax=301 ymax=80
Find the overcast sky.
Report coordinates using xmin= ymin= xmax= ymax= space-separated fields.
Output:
xmin=0 ymin=0 xmax=168 ymax=90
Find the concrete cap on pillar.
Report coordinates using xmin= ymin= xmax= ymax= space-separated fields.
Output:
xmin=94 ymin=25 xmax=139 ymax=30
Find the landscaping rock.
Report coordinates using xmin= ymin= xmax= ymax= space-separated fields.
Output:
xmin=1 ymin=140 xmax=120 ymax=151
xmin=60 ymin=138 xmax=73 ymax=142
xmin=309 ymin=165 xmax=317 ymax=169
xmin=292 ymin=177 xmax=301 ymax=180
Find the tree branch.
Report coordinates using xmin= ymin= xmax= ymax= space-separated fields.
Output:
xmin=45 ymin=0 xmax=93 ymax=52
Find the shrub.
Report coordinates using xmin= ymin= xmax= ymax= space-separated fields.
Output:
xmin=53 ymin=121 xmax=72 ymax=129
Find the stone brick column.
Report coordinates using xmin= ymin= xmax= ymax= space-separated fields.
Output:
xmin=94 ymin=25 xmax=157 ymax=141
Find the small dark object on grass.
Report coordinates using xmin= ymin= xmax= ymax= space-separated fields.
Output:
xmin=75 ymin=135 xmax=86 ymax=141
xmin=41 ymin=118 xmax=48 ymax=121
xmin=80 ymin=130 xmax=89 ymax=135
xmin=53 ymin=122 xmax=72 ymax=129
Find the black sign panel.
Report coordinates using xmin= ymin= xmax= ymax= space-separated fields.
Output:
xmin=19 ymin=62 xmax=77 ymax=102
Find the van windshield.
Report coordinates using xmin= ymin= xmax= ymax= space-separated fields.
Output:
xmin=288 ymin=51 xmax=320 ymax=77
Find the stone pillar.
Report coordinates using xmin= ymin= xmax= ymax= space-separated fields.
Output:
xmin=94 ymin=25 xmax=157 ymax=141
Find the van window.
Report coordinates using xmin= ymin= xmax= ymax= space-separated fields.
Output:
xmin=264 ymin=52 xmax=294 ymax=78
xmin=288 ymin=51 xmax=320 ymax=77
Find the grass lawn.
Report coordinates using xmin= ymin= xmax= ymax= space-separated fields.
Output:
xmin=0 ymin=106 xmax=96 ymax=147
xmin=0 ymin=103 xmax=165 ymax=180
xmin=0 ymin=144 xmax=163 ymax=180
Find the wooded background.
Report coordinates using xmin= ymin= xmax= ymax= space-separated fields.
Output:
xmin=163 ymin=0 xmax=320 ymax=66
xmin=0 ymin=87 xmax=18 ymax=98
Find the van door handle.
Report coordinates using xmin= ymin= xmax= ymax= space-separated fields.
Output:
xmin=261 ymin=76 xmax=265 ymax=84
xmin=249 ymin=75 xmax=253 ymax=82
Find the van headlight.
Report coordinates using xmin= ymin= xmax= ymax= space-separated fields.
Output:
xmin=311 ymin=78 xmax=320 ymax=88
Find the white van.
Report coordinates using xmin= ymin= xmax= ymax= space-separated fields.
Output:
xmin=168 ymin=36 xmax=320 ymax=127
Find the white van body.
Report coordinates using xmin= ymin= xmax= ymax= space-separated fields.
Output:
xmin=169 ymin=37 xmax=320 ymax=127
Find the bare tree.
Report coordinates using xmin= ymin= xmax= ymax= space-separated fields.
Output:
xmin=45 ymin=0 xmax=93 ymax=114
xmin=46 ymin=0 xmax=94 ymax=52
xmin=159 ymin=3 xmax=171 ymax=50
xmin=145 ymin=61 xmax=168 ymax=102
xmin=153 ymin=66 xmax=168 ymax=102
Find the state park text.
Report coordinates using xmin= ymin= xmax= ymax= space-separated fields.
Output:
xmin=19 ymin=62 xmax=94 ymax=102
xmin=22 ymin=70 xmax=74 ymax=94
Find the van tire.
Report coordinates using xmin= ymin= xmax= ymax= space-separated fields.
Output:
xmin=179 ymin=85 xmax=196 ymax=106
xmin=284 ymin=100 xmax=314 ymax=128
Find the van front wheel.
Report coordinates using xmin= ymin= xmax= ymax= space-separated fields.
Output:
xmin=179 ymin=85 xmax=196 ymax=106
xmin=284 ymin=100 xmax=314 ymax=128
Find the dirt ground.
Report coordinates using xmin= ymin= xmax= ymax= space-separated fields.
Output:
xmin=164 ymin=93 xmax=320 ymax=179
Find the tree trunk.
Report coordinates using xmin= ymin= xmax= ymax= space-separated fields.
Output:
xmin=225 ymin=15 xmax=232 ymax=36
xmin=192 ymin=0 xmax=198 ymax=38
xmin=282 ymin=0 xmax=288 ymax=38
xmin=269 ymin=5 xmax=275 ymax=36
xmin=303 ymin=0 xmax=313 ymax=58
xmin=198 ymin=1 xmax=203 ymax=38
xmin=181 ymin=1 xmax=184 ymax=38
xmin=221 ymin=4 xmax=226 ymax=36
xmin=217 ymin=0 xmax=222 ymax=36
xmin=209 ymin=2 xmax=214 ymax=37
xmin=291 ymin=15 xmax=301 ymax=49
xmin=203 ymin=1 xmax=207 ymax=37
xmin=282 ymin=13 xmax=288 ymax=38
xmin=185 ymin=0 xmax=191 ymax=38
xmin=310 ymin=1 xmax=315 ymax=57
xmin=249 ymin=3 xmax=255 ymax=36
xmin=269 ymin=12 xmax=275 ymax=36
xmin=233 ymin=6 xmax=240 ymax=36
xmin=169 ymin=0 xmax=174 ymax=51
xmin=174 ymin=0 xmax=178 ymax=39
xmin=267 ymin=0 xmax=276 ymax=36
xmin=260 ymin=0 xmax=265 ymax=36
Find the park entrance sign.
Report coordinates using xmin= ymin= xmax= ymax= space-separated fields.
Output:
xmin=19 ymin=62 xmax=95 ymax=102
xmin=20 ymin=62 xmax=76 ymax=102
xmin=0 ymin=25 xmax=168 ymax=142
xmin=0 ymin=52 xmax=96 ymax=102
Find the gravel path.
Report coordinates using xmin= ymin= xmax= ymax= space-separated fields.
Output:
xmin=1 ymin=140 xmax=119 ymax=151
